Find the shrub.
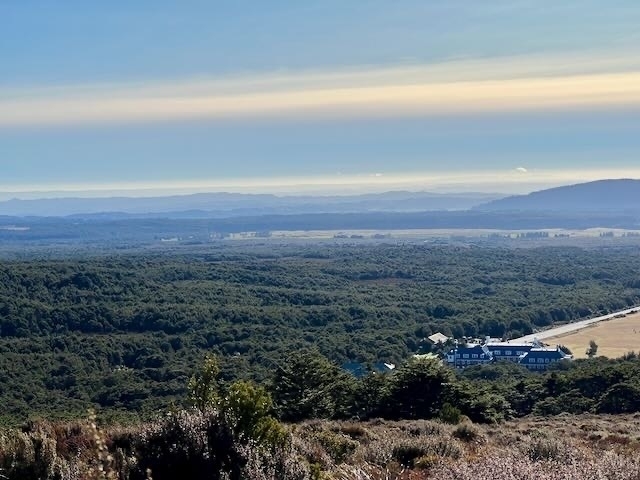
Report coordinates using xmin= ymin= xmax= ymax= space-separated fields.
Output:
xmin=526 ymin=437 xmax=568 ymax=462
xmin=533 ymin=390 xmax=595 ymax=416
xmin=439 ymin=404 xmax=462 ymax=425
xmin=0 ymin=430 xmax=58 ymax=480
xmin=452 ymin=423 xmax=481 ymax=443
xmin=220 ymin=381 xmax=288 ymax=449
xmin=391 ymin=438 xmax=462 ymax=468
xmin=414 ymin=453 xmax=441 ymax=470
xmin=596 ymin=383 xmax=640 ymax=414
xmin=132 ymin=409 xmax=226 ymax=480
xmin=391 ymin=442 xmax=428 ymax=468
xmin=132 ymin=408 xmax=306 ymax=480
xmin=427 ymin=438 xmax=462 ymax=460
xmin=400 ymin=420 xmax=444 ymax=437
xmin=336 ymin=423 xmax=368 ymax=440
xmin=291 ymin=434 xmax=333 ymax=470
xmin=239 ymin=442 xmax=312 ymax=480
xmin=383 ymin=357 xmax=455 ymax=420
xmin=313 ymin=431 xmax=358 ymax=464
xmin=187 ymin=353 xmax=221 ymax=412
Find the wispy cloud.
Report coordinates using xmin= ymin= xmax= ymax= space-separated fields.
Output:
xmin=2 ymin=51 xmax=640 ymax=128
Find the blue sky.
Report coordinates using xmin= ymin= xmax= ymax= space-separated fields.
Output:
xmin=1 ymin=1 xmax=640 ymax=197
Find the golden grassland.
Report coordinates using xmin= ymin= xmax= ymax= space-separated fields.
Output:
xmin=546 ymin=311 xmax=640 ymax=359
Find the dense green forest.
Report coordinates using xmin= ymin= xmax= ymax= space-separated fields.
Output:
xmin=265 ymin=350 xmax=640 ymax=423
xmin=1 ymin=243 xmax=640 ymax=424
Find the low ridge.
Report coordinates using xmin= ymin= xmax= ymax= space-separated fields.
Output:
xmin=475 ymin=179 xmax=640 ymax=213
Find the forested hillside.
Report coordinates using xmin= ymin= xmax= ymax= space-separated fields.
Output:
xmin=1 ymin=244 xmax=640 ymax=423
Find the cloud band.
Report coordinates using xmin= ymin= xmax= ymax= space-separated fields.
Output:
xmin=2 ymin=66 xmax=640 ymax=128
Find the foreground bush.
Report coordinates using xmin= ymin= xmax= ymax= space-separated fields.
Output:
xmin=0 ymin=409 xmax=310 ymax=480
xmin=132 ymin=408 xmax=308 ymax=480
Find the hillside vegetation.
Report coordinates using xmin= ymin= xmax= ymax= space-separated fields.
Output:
xmin=3 ymin=350 xmax=640 ymax=479
xmin=2 ymin=397 xmax=640 ymax=479
xmin=2 ymin=244 xmax=640 ymax=423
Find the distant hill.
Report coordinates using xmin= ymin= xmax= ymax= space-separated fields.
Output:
xmin=0 ymin=191 xmax=502 ymax=218
xmin=476 ymin=179 xmax=640 ymax=213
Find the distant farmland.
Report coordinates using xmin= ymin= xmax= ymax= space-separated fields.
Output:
xmin=546 ymin=312 xmax=640 ymax=359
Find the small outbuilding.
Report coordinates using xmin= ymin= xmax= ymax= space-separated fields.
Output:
xmin=427 ymin=332 xmax=449 ymax=344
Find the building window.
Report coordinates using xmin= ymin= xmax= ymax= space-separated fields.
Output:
xmin=494 ymin=351 xmax=500 ymax=355
xmin=463 ymin=354 xmax=469 ymax=359
xmin=472 ymin=354 xmax=478 ymax=359
xmin=545 ymin=358 xmax=550 ymax=363
xmin=529 ymin=358 xmax=535 ymax=363
xmin=505 ymin=350 xmax=512 ymax=356
xmin=538 ymin=358 xmax=545 ymax=363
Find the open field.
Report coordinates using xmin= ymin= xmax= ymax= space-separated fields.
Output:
xmin=546 ymin=311 xmax=640 ymax=359
xmin=516 ymin=306 xmax=640 ymax=343
xmin=260 ymin=228 xmax=640 ymax=240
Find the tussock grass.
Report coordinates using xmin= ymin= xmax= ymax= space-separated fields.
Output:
xmin=2 ymin=413 xmax=640 ymax=479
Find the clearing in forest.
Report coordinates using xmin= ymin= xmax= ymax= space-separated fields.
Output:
xmin=546 ymin=311 xmax=640 ymax=359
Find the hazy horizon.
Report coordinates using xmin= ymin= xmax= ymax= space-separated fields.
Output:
xmin=1 ymin=169 xmax=640 ymax=202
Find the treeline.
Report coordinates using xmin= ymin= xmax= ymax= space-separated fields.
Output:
xmin=266 ymin=351 xmax=640 ymax=424
xmin=1 ymin=244 xmax=640 ymax=423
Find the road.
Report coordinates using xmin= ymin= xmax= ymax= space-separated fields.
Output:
xmin=514 ymin=306 xmax=640 ymax=343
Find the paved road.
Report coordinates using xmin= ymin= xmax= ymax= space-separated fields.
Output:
xmin=514 ymin=306 xmax=640 ymax=343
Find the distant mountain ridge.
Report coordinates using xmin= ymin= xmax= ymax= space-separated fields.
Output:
xmin=476 ymin=179 xmax=640 ymax=213
xmin=2 ymin=179 xmax=640 ymax=246
xmin=0 ymin=191 xmax=502 ymax=218
xmin=3 ymin=179 xmax=638 ymax=219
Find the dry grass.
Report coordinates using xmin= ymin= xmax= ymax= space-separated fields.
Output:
xmin=546 ymin=312 xmax=640 ymax=358
xmin=294 ymin=414 xmax=640 ymax=479
xmin=3 ymin=413 xmax=640 ymax=479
